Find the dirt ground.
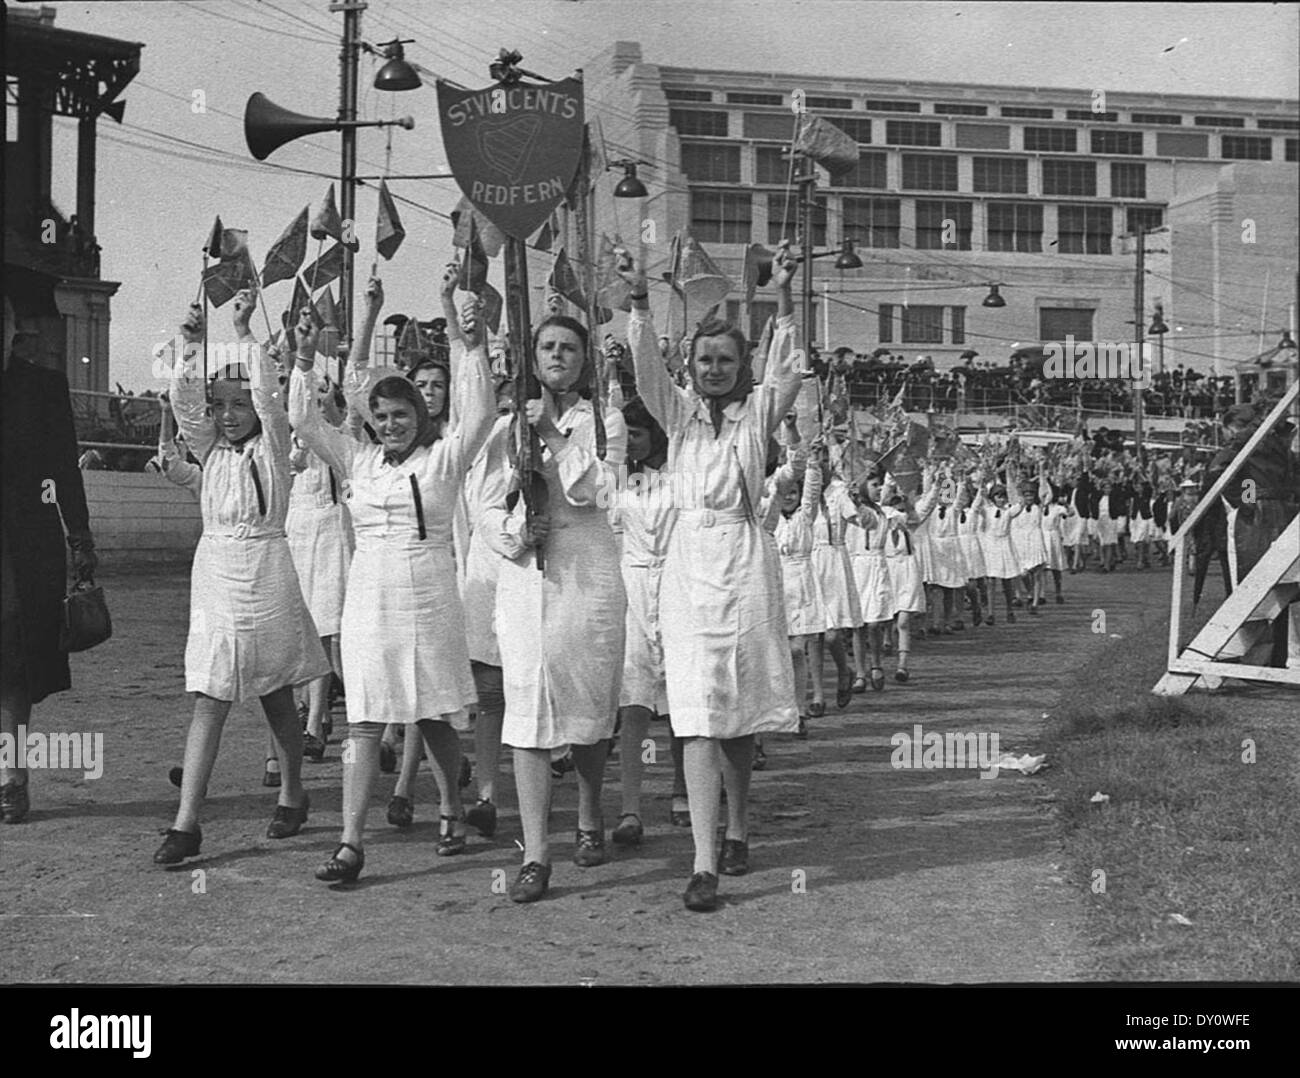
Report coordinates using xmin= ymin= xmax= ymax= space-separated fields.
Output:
xmin=1 ymin=560 xmax=1175 ymax=984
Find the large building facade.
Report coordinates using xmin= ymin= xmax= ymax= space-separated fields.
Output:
xmin=583 ymin=42 xmax=1298 ymax=373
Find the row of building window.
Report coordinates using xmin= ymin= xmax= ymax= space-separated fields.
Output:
xmin=670 ymin=109 xmax=1299 ymax=160
xmin=875 ymin=304 xmax=1096 ymax=344
xmin=685 ymin=143 xmax=1155 ymax=197
xmin=663 ymin=90 xmax=1300 ymax=132
xmin=690 ymin=191 xmax=1161 ymax=253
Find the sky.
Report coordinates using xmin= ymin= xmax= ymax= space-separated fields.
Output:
xmin=34 ymin=0 xmax=1300 ymax=388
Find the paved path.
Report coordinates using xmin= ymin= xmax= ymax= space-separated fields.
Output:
xmin=1 ymin=561 xmax=1174 ymax=983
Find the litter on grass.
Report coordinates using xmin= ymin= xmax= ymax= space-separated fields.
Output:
xmin=990 ymin=752 xmax=1047 ymax=775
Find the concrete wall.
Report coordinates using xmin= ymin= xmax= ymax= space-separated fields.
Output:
xmin=82 ymin=470 xmax=200 ymax=563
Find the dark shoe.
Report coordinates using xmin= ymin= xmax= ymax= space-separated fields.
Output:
xmin=458 ymin=755 xmax=472 ymax=790
xmin=316 ymin=842 xmax=363 ymax=883
xmin=302 ymin=733 xmax=327 ymax=761
xmin=263 ymin=759 xmax=281 ymax=788
xmin=386 ymin=795 xmax=414 ymax=829
xmin=266 ymin=795 xmax=309 ymax=839
xmin=984 ymin=616 xmax=995 ymax=626
xmin=297 ymin=701 xmax=309 ymax=729
xmin=573 ymin=827 xmax=607 ymax=867
xmin=550 ymin=751 xmax=575 ymax=780
xmin=154 ymin=826 xmax=201 ymax=865
xmin=1006 ymin=612 xmax=1017 ymax=623
xmin=1 ymin=780 xmax=31 ymax=824
xmin=719 ymin=838 xmax=749 ymax=876
xmin=379 ymin=742 xmax=397 ymax=774
xmin=683 ymin=871 xmax=719 ymax=912
xmin=894 ymin=668 xmax=910 ymax=683
xmin=752 ymin=743 xmax=767 ymax=770
xmin=835 ymin=672 xmax=853 ymax=709
xmin=870 ymin=667 xmax=885 ymax=691
xmin=612 ymin=813 xmax=643 ymax=847
xmin=795 ymin=715 xmax=809 ymax=740
xmin=509 ymin=861 xmax=551 ymax=903
xmin=1012 ymin=598 xmax=1024 ymax=608
xmin=851 ymin=675 xmax=867 ymax=694
xmin=670 ymin=806 xmax=691 ymax=828
xmin=1056 ymin=594 xmax=1065 ymax=604
xmin=808 ymin=700 xmax=825 ymax=718
xmin=950 ymin=620 xmax=965 ymax=631
xmin=168 ymin=766 xmax=184 ymax=789
xmin=1028 ymin=605 xmax=1040 ymax=616
xmin=322 ymin=714 xmax=334 ymax=740
xmin=436 ymin=815 xmax=468 ymax=857
xmin=465 ymin=798 xmax=497 ymax=838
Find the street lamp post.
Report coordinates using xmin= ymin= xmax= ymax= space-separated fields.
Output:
xmin=331 ymin=0 xmax=365 ymax=344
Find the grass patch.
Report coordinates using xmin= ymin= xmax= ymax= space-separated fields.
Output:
xmin=1041 ymin=607 xmax=1300 ymax=980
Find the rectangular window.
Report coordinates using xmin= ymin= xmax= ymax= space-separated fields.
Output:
xmin=955 ymin=123 xmax=1011 ymax=149
xmin=1042 ymin=159 xmax=1096 ymax=196
xmin=1057 ymin=204 xmax=1113 ymax=254
xmin=680 ymin=142 xmax=740 ymax=183
xmin=743 ymin=112 xmax=794 ymax=140
xmin=767 ymin=193 xmax=825 ymax=246
xmin=1040 ymin=307 xmax=1095 ymax=340
xmin=1002 ymin=105 xmax=1054 ymax=119
xmin=691 ymin=190 xmax=752 ymax=244
xmin=1130 ymin=112 xmax=1182 ymax=125
xmin=915 ymin=200 xmax=972 ymax=250
xmin=879 ymin=303 xmax=894 ymax=343
xmin=1091 ymin=129 xmax=1143 ymax=155
xmin=1222 ymin=135 xmax=1272 ymax=160
xmin=828 ymin=117 xmax=872 ymax=143
xmin=901 ymin=153 xmax=958 ymax=190
xmin=972 ymin=156 xmax=1028 ymax=193
xmin=665 ymin=88 xmax=712 ymax=102
xmin=827 ymin=150 xmax=887 ymax=188
xmin=934 ymin=102 xmax=988 ymax=116
xmin=886 ymin=120 xmax=942 ymax=146
xmin=669 ymin=109 xmax=728 ymax=137
xmin=1257 ymin=118 xmax=1300 ymax=131
xmin=1110 ymin=161 xmax=1146 ymax=198
xmin=1156 ymin=131 xmax=1209 ymax=157
xmin=950 ymin=307 xmax=966 ymax=345
xmin=1287 ymin=138 xmax=1298 ymax=163
xmin=1024 ymin=127 xmax=1077 ymax=153
xmin=726 ymin=91 xmax=782 ymax=106
xmin=842 ymin=196 xmax=900 ymax=249
xmin=987 ymin=202 xmax=1043 ymax=252
xmin=755 ymin=145 xmax=789 ymax=184
xmin=1126 ymin=206 xmax=1164 ymax=234
xmin=806 ymin=96 xmax=853 ymax=110
xmin=901 ymin=306 xmax=945 ymax=344
xmin=5 ymin=77 xmax=17 ymax=143
xmin=1194 ymin=115 xmax=1245 ymax=127
xmin=1067 ymin=109 xmax=1117 ymax=122
xmin=867 ymin=99 xmax=921 ymax=113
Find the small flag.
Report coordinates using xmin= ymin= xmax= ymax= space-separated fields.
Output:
xmin=458 ymin=213 xmax=491 ymax=294
xmin=315 ymin=286 xmax=340 ymax=357
xmin=302 ymin=243 xmax=346 ymax=291
xmin=205 ymin=216 xmax=224 ymax=258
xmin=678 ymin=232 xmax=731 ymax=312
xmin=742 ymin=243 xmax=774 ymax=304
xmin=451 ymin=197 xmax=504 ymax=258
xmin=281 ymin=276 xmax=311 ymax=330
xmin=793 ymin=113 xmax=860 ymax=176
xmin=201 ymin=259 xmax=254 ymax=308
xmin=262 ymin=207 xmax=308 ymax=287
xmin=397 ymin=315 xmax=427 ymax=360
xmin=594 ymin=233 xmax=631 ymax=312
xmin=586 ymin=117 xmax=607 ymax=191
xmin=375 ymin=180 xmax=406 ymax=261
xmin=548 ymin=248 xmax=587 ymax=311
xmin=311 ymin=183 xmax=343 ymax=242
xmin=534 ymin=213 xmax=560 ymax=252
xmin=218 ymin=228 xmax=249 ymax=261
xmin=480 ymin=281 xmax=504 ymax=335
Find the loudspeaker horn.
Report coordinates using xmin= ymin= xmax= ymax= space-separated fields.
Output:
xmin=244 ymin=93 xmax=416 ymax=161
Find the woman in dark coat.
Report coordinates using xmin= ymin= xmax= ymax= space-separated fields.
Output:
xmin=1 ymin=294 xmax=98 ymax=823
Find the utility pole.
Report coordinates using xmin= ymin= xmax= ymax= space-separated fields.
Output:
xmin=799 ymin=161 xmax=816 ymax=352
xmin=332 ymin=0 xmax=366 ymax=344
xmin=1133 ymin=226 xmax=1147 ymax=465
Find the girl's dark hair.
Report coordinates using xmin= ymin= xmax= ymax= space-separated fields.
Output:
xmin=620 ymin=395 xmax=668 ymax=469
xmin=368 ymin=374 xmax=437 ymax=448
xmin=532 ymin=315 xmax=593 ymax=397
xmin=405 ymin=358 xmax=452 ymax=422
xmin=689 ymin=319 xmax=748 ymax=367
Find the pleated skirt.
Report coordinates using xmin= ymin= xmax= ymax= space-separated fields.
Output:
xmin=811 ymin=544 xmax=862 ymax=630
xmin=286 ymin=501 xmax=351 ymax=637
xmin=852 ymin=551 xmax=893 ymax=624
xmin=886 ymin=553 xmax=926 ymax=616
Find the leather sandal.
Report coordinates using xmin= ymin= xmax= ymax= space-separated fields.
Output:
xmin=719 ymin=838 xmax=749 ymax=876
xmin=835 ymin=672 xmax=854 ymax=709
xmin=870 ymin=667 xmax=886 ymax=691
xmin=316 ymin=842 xmax=363 ymax=883
xmin=509 ymin=861 xmax=551 ymax=903
xmin=573 ymin=827 xmax=607 ymax=867
xmin=154 ymin=826 xmax=202 ymax=865
xmin=683 ymin=871 xmax=719 ymax=912
xmin=808 ymin=700 xmax=825 ymax=718
xmin=436 ymin=815 xmax=468 ymax=856
xmin=465 ymin=798 xmax=497 ymax=838
xmin=266 ymin=795 xmax=309 ymax=839
xmin=612 ymin=813 xmax=643 ymax=847
xmin=386 ymin=794 xmax=414 ymax=829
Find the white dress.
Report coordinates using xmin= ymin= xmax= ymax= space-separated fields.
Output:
xmin=170 ymin=338 xmax=329 ymax=703
xmin=1013 ymin=503 xmax=1048 ymax=572
xmin=772 ymin=451 xmax=825 ymax=637
xmin=288 ymin=344 xmax=495 ymax=727
xmin=930 ymin=503 xmax=969 ymax=588
xmin=848 ymin=504 xmax=893 ymax=624
xmin=286 ymin=438 xmax=351 ymax=637
xmin=630 ymin=306 xmax=801 ymax=739
xmin=811 ymin=478 xmax=863 ymax=630
xmin=981 ymin=499 xmax=1024 ymax=580
xmin=611 ymin=461 xmax=675 ymax=715
xmin=1096 ymin=496 xmax=1120 ymax=546
xmin=461 ymin=415 xmax=513 ymax=668
xmin=1062 ymin=490 xmax=1086 ymax=547
xmin=481 ymin=399 xmax=627 ymax=750
xmin=1041 ymin=503 xmax=1068 ymax=570
xmin=888 ymin=493 xmax=932 ymax=615
xmin=957 ymin=500 xmax=987 ymax=580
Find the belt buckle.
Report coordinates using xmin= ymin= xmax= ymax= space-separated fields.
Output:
xmin=702 ymin=510 xmax=715 ymax=528
xmin=234 ymin=522 xmax=250 ymax=539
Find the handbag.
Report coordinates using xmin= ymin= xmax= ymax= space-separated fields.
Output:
xmin=60 ymin=579 xmax=112 ymax=652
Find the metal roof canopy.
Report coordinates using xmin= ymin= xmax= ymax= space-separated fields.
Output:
xmin=4 ymin=14 xmax=142 ymax=120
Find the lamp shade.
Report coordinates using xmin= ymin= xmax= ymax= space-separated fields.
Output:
xmin=982 ymin=284 xmax=1006 ymax=308
xmin=834 ymin=239 xmax=862 ymax=270
xmin=374 ymin=43 xmax=421 ymax=91
xmin=613 ymin=163 xmax=647 ymax=199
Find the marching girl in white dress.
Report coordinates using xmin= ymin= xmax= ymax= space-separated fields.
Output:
xmin=980 ymin=469 xmax=1025 ymax=624
xmin=479 ymin=312 xmax=628 ymax=904
xmin=768 ymin=416 xmax=822 ymax=736
xmin=154 ymin=292 xmax=330 ymax=865
xmin=848 ymin=467 xmax=893 ymax=690
xmin=286 ymin=381 xmax=351 ymax=763
xmin=808 ymin=464 xmax=862 ymax=713
xmin=1061 ymin=482 xmax=1087 ymax=573
xmin=289 ymin=265 xmax=495 ymax=884
xmin=930 ymin=465 xmax=971 ymax=632
xmin=623 ymin=244 xmax=803 ymax=912
xmin=956 ymin=480 xmax=988 ymax=628
xmin=1039 ymin=474 xmax=1069 ymax=603
xmin=882 ymin=486 xmax=927 ymax=681
xmin=1012 ymin=480 xmax=1048 ymax=613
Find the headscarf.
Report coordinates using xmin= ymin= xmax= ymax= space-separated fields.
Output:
xmin=369 ymin=375 xmax=438 ymax=465
xmin=688 ymin=320 xmax=754 ymax=437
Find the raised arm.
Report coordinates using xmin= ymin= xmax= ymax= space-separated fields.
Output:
xmin=352 ymin=276 xmax=382 ymax=370
xmin=231 ymin=290 xmax=291 ymax=464
xmin=288 ymin=313 xmax=357 ymax=479
xmin=444 ymin=334 xmax=496 ymax=476
xmin=617 ymin=247 xmax=689 ymax=434
xmin=759 ymin=241 xmax=804 ymax=438
xmin=169 ymin=302 xmax=216 ymax=465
